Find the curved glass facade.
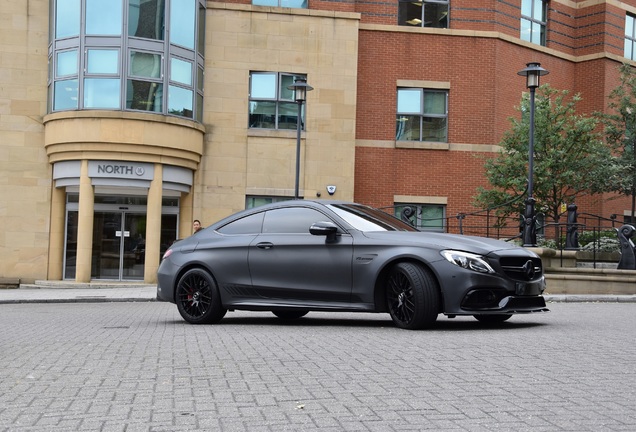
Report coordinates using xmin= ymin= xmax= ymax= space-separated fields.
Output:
xmin=48 ymin=0 xmax=205 ymax=122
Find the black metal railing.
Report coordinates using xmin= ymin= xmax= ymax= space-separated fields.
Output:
xmin=381 ymin=203 xmax=632 ymax=269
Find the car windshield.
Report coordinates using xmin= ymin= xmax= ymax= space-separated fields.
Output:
xmin=328 ymin=204 xmax=418 ymax=232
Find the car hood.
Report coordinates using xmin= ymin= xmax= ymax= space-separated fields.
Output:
xmin=361 ymin=231 xmax=532 ymax=256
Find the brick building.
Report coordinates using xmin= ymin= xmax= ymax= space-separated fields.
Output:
xmin=1 ymin=0 xmax=635 ymax=284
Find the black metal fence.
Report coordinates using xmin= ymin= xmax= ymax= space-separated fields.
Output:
xmin=382 ymin=203 xmax=634 ymax=268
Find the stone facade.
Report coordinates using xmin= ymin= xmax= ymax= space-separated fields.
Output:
xmin=2 ymin=0 xmax=636 ymax=283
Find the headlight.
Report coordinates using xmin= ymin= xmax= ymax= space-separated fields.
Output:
xmin=440 ymin=250 xmax=495 ymax=274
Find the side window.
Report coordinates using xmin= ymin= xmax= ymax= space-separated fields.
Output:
xmin=217 ymin=212 xmax=264 ymax=235
xmin=396 ymin=88 xmax=448 ymax=142
xmin=262 ymin=208 xmax=329 ymax=234
xmin=398 ymin=0 xmax=449 ymax=28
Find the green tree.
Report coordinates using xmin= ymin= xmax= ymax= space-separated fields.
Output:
xmin=600 ymin=63 xmax=636 ymax=219
xmin=474 ymin=84 xmax=618 ymax=232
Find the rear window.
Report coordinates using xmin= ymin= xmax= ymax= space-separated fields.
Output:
xmin=217 ymin=212 xmax=264 ymax=235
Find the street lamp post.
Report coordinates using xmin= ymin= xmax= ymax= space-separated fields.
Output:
xmin=517 ymin=62 xmax=549 ymax=247
xmin=287 ymin=78 xmax=314 ymax=200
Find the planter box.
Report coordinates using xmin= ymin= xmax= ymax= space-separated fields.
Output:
xmin=575 ymin=250 xmax=621 ymax=262
xmin=545 ymin=268 xmax=636 ymax=295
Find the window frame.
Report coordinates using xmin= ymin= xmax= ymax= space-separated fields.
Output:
xmin=246 ymin=195 xmax=292 ymax=209
xmin=396 ymin=88 xmax=448 ymax=143
xmin=397 ymin=0 xmax=449 ymax=28
xmin=625 ymin=14 xmax=636 ymax=61
xmin=248 ymin=72 xmax=308 ymax=130
xmin=520 ymin=0 xmax=547 ymax=46
xmin=48 ymin=0 xmax=205 ymax=121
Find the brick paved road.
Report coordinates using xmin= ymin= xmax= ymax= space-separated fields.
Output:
xmin=0 ymin=302 xmax=635 ymax=431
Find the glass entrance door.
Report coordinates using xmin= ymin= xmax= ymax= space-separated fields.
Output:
xmin=92 ymin=211 xmax=146 ymax=280
xmin=63 ymin=193 xmax=179 ymax=281
xmin=123 ymin=213 xmax=147 ymax=279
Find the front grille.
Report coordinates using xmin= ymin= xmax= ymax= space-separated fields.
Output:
xmin=498 ymin=256 xmax=543 ymax=281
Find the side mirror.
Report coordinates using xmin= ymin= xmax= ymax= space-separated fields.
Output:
xmin=310 ymin=221 xmax=339 ymax=241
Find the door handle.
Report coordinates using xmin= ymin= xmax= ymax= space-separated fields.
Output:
xmin=256 ymin=242 xmax=274 ymax=249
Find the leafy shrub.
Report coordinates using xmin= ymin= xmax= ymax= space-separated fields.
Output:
xmin=580 ymin=237 xmax=620 ymax=253
xmin=578 ymin=230 xmax=617 ymax=247
xmin=537 ymin=238 xmax=558 ymax=249
xmin=536 ymin=229 xmax=620 ymax=252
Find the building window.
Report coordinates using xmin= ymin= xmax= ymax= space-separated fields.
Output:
xmin=625 ymin=14 xmax=636 ymax=60
xmin=394 ymin=204 xmax=446 ymax=231
xmin=127 ymin=51 xmax=163 ymax=113
xmin=398 ymin=0 xmax=449 ymax=28
xmin=252 ymin=0 xmax=308 ymax=8
xmin=129 ymin=0 xmax=165 ymax=40
xmin=249 ymin=72 xmax=308 ymax=130
xmin=396 ymin=88 xmax=448 ymax=142
xmin=86 ymin=0 xmax=123 ymax=35
xmin=246 ymin=196 xmax=291 ymax=209
xmin=53 ymin=49 xmax=79 ymax=111
xmin=49 ymin=0 xmax=205 ymax=122
xmin=520 ymin=0 xmax=547 ymax=46
xmin=84 ymin=49 xmax=121 ymax=109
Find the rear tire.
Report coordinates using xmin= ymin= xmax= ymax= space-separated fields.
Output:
xmin=386 ymin=262 xmax=439 ymax=330
xmin=175 ymin=268 xmax=227 ymax=324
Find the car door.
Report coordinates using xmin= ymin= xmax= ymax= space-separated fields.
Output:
xmin=248 ymin=206 xmax=354 ymax=303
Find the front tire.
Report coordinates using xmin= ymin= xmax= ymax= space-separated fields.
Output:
xmin=176 ymin=268 xmax=227 ymax=324
xmin=386 ymin=262 xmax=439 ymax=330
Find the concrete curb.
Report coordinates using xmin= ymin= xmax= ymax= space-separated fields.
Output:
xmin=0 ymin=290 xmax=635 ymax=305
xmin=544 ymin=294 xmax=636 ymax=303
xmin=0 ymin=297 xmax=157 ymax=304
xmin=0 ymin=286 xmax=157 ymax=304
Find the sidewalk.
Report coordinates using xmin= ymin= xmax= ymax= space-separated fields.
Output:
xmin=0 ymin=283 xmax=157 ymax=304
xmin=1 ymin=283 xmax=635 ymax=304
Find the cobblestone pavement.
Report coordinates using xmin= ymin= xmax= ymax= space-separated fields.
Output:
xmin=0 ymin=302 xmax=635 ymax=431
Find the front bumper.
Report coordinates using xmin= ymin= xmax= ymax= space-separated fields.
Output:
xmin=436 ymin=260 xmax=548 ymax=315
xmin=461 ymin=289 xmax=548 ymax=313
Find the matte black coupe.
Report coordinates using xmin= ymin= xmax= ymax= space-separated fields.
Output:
xmin=157 ymin=200 xmax=548 ymax=329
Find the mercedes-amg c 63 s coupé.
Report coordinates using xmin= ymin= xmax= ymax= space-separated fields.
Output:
xmin=157 ymin=200 xmax=548 ymax=329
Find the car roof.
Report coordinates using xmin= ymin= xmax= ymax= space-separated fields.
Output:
xmin=208 ymin=199 xmax=357 ymax=229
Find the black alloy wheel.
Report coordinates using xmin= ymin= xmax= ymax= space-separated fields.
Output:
xmin=175 ymin=268 xmax=227 ymax=324
xmin=386 ymin=262 xmax=439 ymax=330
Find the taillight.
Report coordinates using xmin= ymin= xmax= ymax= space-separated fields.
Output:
xmin=162 ymin=249 xmax=173 ymax=260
